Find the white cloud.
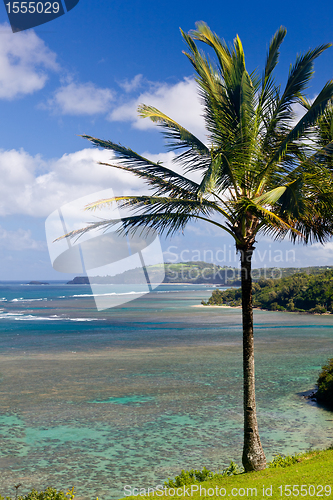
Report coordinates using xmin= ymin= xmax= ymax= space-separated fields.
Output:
xmin=0 ymin=226 xmax=45 ymax=251
xmin=0 ymin=147 xmax=205 ymax=219
xmin=0 ymin=147 xmax=147 ymax=217
xmin=46 ymin=81 xmax=115 ymax=115
xmin=298 ymin=241 xmax=333 ymax=266
xmin=109 ymin=77 xmax=207 ymax=143
xmin=0 ymin=23 xmax=58 ymax=99
xmin=118 ymin=74 xmax=143 ymax=93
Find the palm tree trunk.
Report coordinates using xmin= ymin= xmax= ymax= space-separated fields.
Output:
xmin=240 ymin=247 xmax=266 ymax=472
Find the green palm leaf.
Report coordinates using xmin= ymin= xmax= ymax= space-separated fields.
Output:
xmin=97 ymin=162 xmax=200 ymax=199
xmin=138 ymin=105 xmax=208 ymax=154
xmin=81 ymin=135 xmax=201 ymax=192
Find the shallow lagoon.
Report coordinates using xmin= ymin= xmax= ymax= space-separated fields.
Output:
xmin=0 ymin=283 xmax=332 ymax=499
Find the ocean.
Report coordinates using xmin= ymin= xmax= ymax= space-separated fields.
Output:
xmin=0 ymin=281 xmax=332 ymax=499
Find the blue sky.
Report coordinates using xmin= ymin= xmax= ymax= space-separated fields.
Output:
xmin=0 ymin=0 xmax=333 ymax=280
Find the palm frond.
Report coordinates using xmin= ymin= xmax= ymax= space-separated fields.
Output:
xmin=317 ymin=103 xmax=333 ymax=147
xmin=279 ymin=44 xmax=331 ymax=114
xmin=254 ymin=204 xmax=294 ymax=230
xmin=82 ymin=135 xmax=201 ymax=192
xmin=254 ymin=185 xmax=287 ymax=205
xmin=258 ymin=27 xmax=286 ymax=127
xmin=256 ymin=82 xmax=333 ymax=189
xmin=185 ymin=22 xmax=232 ymax=74
xmin=60 ymin=210 xmax=235 ymax=242
xmin=262 ymin=26 xmax=287 ymax=86
xmin=85 ymin=194 xmax=233 ymax=223
xmin=98 ymin=162 xmax=199 ymax=198
xmin=138 ymin=104 xmax=209 ymax=154
xmin=262 ymin=43 xmax=332 ymax=150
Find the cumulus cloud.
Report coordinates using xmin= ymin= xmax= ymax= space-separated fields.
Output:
xmin=0 ymin=23 xmax=58 ymax=99
xmin=46 ymin=81 xmax=115 ymax=115
xmin=0 ymin=146 xmax=206 ymax=219
xmin=298 ymin=241 xmax=333 ymax=266
xmin=118 ymin=74 xmax=143 ymax=93
xmin=0 ymin=148 xmax=147 ymax=217
xmin=109 ymin=77 xmax=207 ymax=143
xmin=0 ymin=226 xmax=45 ymax=251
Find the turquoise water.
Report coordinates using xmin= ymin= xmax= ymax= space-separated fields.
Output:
xmin=0 ymin=282 xmax=332 ymax=499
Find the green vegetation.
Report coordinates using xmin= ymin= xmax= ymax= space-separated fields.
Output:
xmin=267 ymin=453 xmax=302 ymax=468
xmin=121 ymin=448 xmax=333 ymax=500
xmin=316 ymin=358 xmax=333 ymax=408
xmin=165 ymin=463 xmax=244 ymax=487
xmin=165 ymin=453 xmax=306 ymax=489
xmin=0 ymin=487 xmax=75 ymax=500
xmin=253 ymin=266 xmax=333 ymax=279
xmin=203 ymin=269 xmax=333 ymax=313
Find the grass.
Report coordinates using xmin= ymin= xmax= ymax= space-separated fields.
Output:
xmin=121 ymin=448 xmax=333 ymax=500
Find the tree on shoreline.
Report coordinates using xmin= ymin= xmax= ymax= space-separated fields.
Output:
xmin=65 ymin=24 xmax=333 ymax=471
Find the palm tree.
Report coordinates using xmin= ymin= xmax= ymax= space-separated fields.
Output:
xmin=65 ymin=24 xmax=333 ymax=472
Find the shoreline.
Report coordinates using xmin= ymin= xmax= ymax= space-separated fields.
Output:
xmin=197 ymin=303 xmax=332 ymax=315
xmin=192 ymin=304 xmax=242 ymax=309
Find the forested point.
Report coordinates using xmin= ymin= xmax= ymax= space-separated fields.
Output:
xmin=202 ymin=269 xmax=333 ymax=314
xmin=316 ymin=359 xmax=333 ymax=409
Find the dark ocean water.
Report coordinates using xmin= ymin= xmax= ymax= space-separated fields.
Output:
xmin=0 ymin=282 xmax=332 ymax=499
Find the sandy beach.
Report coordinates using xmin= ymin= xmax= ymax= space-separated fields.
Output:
xmin=192 ymin=304 xmax=242 ymax=309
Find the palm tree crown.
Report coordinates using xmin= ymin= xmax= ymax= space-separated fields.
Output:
xmin=66 ymin=24 xmax=333 ymax=472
